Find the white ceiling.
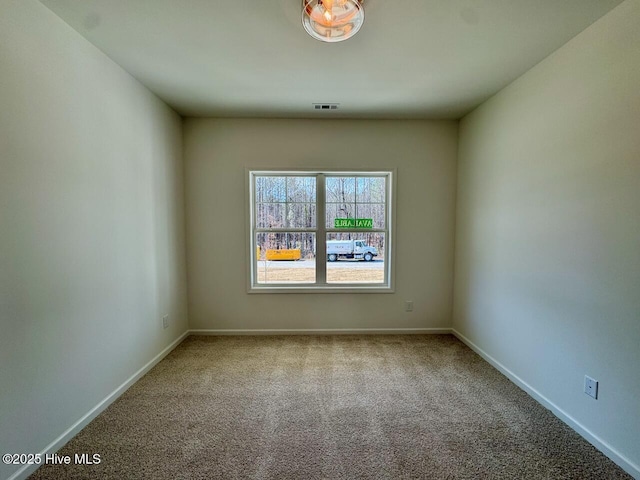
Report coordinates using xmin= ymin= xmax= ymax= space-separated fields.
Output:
xmin=41 ymin=0 xmax=624 ymax=119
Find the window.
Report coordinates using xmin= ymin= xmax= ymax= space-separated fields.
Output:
xmin=248 ymin=170 xmax=394 ymax=292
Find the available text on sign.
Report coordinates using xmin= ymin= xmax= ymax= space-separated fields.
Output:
xmin=334 ymin=218 xmax=373 ymax=229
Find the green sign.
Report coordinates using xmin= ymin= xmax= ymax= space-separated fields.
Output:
xmin=334 ymin=218 xmax=373 ymax=229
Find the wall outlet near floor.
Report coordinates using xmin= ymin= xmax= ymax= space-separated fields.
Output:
xmin=162 ymin=315 xmax=169 ymax=329
xmin=584 ymin=375 xmax=598 ymax=399
xmin=404 ymin=301 xmax=413 ymax=312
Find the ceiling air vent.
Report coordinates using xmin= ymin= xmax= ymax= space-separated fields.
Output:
xmin=313 ymin=103 xmax=339 ymax=110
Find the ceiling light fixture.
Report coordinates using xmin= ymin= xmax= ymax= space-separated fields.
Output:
xmin=302 ymin=0 xmax=365 ymax=43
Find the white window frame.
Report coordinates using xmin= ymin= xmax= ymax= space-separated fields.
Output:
xmin=246 ymin=168 xmax=396 ymax=293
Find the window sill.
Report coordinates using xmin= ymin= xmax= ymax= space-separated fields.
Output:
xmin=248 ymin=285 xmax=394 ymax=294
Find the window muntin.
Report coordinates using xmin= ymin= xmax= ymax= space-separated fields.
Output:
xmin=249 ymin=170 xmax=392 ymax=291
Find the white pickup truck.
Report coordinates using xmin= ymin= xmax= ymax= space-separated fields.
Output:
xmin=327 ymin=240 xmax=378 ymax=262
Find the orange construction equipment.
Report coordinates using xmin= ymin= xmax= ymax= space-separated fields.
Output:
xmin=265 ymin=248 xmax=301 ymax=261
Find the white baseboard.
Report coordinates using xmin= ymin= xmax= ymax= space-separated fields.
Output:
xmin=8 ymin=330 xmax=190 ymax=480
xmin=451 ymin=328 xmax=640 ymax=479
xmin=189 ymin=327 xmax=453 ymax=336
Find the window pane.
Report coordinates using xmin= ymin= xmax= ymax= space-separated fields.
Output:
xmin=326 ymin=177 xmax=355 ymax=203
xmin=287 ymin=177 xmax=316 ymax=203
xmin=326 ymin=203 xmax=356 ymax=228
xmin=256 ymin=176 xmax=286 ymax=202
xmin=256 ymin=233 xmax=316 ymax=284
xmin=355 ymin=203 xmax=386 ymax=228
xmin=356 ymin=177 xmax=386 ymax=203
xmin=256 ymin=203 xmax=285 ymax=228
xmin=287 ymin=203 xmax=316 ymax=228
xmin=326 ymin=232 xmax=385 ymax=284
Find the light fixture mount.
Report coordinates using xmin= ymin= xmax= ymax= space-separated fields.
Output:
xmin=302 ymin=0 xmax=365 ymax=43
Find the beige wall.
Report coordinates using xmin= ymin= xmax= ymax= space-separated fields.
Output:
xmin=453 ymin=0 xmax=640 ymax=474
xmin=0 ymin=1 xmax=188 ymax=478
xmin=184 ymin=118 xmax=457 ymax=331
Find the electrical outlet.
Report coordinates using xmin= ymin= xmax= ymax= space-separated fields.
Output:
xmin=584 ymin=375 xmax=598 ymax=399
xmin=404 ymin=301 xmax=413 ymax=312
xmin=162 ymin=315 xmax=169 ymax=329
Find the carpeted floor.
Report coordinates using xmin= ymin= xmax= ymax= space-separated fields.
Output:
xmin=30 ymin=335 xmax=630 ymax=479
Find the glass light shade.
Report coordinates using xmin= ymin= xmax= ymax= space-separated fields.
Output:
xmin=302 ymin=0 xmax=365 ymax=43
